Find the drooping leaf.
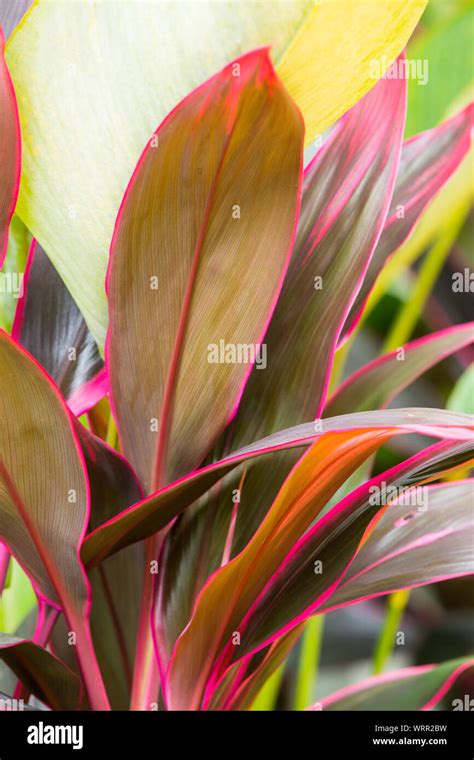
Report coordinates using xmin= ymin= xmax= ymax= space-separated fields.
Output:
xmin=107 ymin=48 xmax=304 ymax=492
xmin=81 ymin=408 xmax=474 ymax=569
xmin=321 ymin=481 xmax=474 ymax=611
xmin=343 ymin=103 xmax=474 ymax=335
xmin=0 ymin=633 xmax=80 ymax=711
xmin=233 ymin=62 xmax=407 ymax=441
xmin=406 ymin=7 xmax=474 ymax=136
xmin=5 ymin=0 xmax=426 ymax=346
xmin=0 ymin=331 xmax=109 ymax=709
xmin=315 ymin=657 xmax=474 ymax=711
xmin=220 ymin=440 xmax=474 ymax=668
xmin=12 ymin=241 xmax=106 ymax=416
xmin=165 ymin=423 xmax=473 ymax=710
xmin=325 ymin=323 xmax=474 ymax=416
xmin=0 ymin=28 xmax=20 ymax=267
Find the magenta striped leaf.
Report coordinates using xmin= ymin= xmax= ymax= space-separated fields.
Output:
xmin=343 ymin=102 xmax=474 ymax=336
xmin=0 ymin=28 xmax=21 ymax=267
xmin=325 ymin=322 xmax=474 ymax=416
xmin=81 ymin=409 xmax=473 ymax=569
xmin=12 ymin=241 xmax=107 ymax=416
xmin=0 ymin=633 xmax=80 ymax=711
xmin=320 ymin=480 xmax=474 ymax=611
xmin=0 ymin=332 xmax=109 ymax=710
xmin=314 ymin=657 xmax=474 ymax=711
xmin=216 ymin=441 xmax=473 ymax=667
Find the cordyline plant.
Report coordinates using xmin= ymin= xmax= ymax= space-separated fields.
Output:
xmin=0 ymin=36 xmax=473 ymax=712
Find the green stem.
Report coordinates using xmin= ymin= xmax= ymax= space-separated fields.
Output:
xmin=372 ymin=589 xmax=410 ymax=675
xmin=293 ymin=615 xmax=325 ymax=710
xmin=383 ymin=209 xmax=466 ymax=353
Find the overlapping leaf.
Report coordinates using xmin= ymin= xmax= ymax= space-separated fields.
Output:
xmin=0 ymin=28 xmax=20 ymax=267
xmin=0 ymin=633 xmax=79 ymax=711
xmin=165 ymin=422 xmax=473 ymax=710
xmin=321 ymin=481 xmax=474 ymax=611
xmin=343 ymin=103 xmax=474 ymax=335
xmin=5 ymin=0 xmax=425 ymax=345
xmin=74 ymin=426 xmax=143 ymax=709
xmin=107 ymin=48 xmax=304 ymax=491
xmin=220 ymin=441 xmax=474 ymax=667
xmin=155 ymin=65 xmax=408 ymax=649
xmin=0 ymin=1 xmax=33 ymax=40
xmin=12 ymin=241 xmax=106 ymax=416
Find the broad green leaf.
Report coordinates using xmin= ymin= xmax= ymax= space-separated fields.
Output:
xmin=316 ymin=657 xmax=474 ymax=710
xmin=322 ymin=481 xmax=474 ymax=611
xmin=107 ymin=48 xmax=304 ymax=491
xmin=325 ymin=323 xmax=474 ymax=416
xmin=0 ymin=633 xmax=79 ymax=710
xmin=6 ymin=0 xmax=426 ymax=346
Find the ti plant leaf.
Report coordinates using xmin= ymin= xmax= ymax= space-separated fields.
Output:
xmin=321 ymin=481 xmax=474 ymax=611
xmin=81 ymin=409 xmax=473 ymax=569
xmin=12 ymin=241 xmax=107 ymax=416
xmin=107 ymin=48 xmax=304 ymax=491
xmin=325 ymin=322 xmax=474 ymax=415
xmin=0 ymin=28 xmax=20 ymax=267
xmin=315 ymin=657 xmax=474 ymax=711
xmin=0 ymin=633 xmax=80 ymax=711
xmin=165 ymin=424 xmax=473 ymax=710
xmin=344 ymin=102 xmax=474 ymax=334
xmin=0 ymin=1 xmax=33 ymax=40
xmin=0 ymin=332 xmax=109 ymax=709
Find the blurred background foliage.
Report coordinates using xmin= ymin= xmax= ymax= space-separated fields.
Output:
xmin=0 ymin=0 xmax=473 ymax=709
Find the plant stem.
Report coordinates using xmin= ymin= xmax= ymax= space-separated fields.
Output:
xmin=130 ymin=534 xmax=162 ymax=710
xmin=383 ymin=209 xmax=466 ymax=353
xmin=372 ymin=589 xmax=410 ymax=674
xmin=293 ymin=615 xmax=325 ymax=710
xmin=72 ymin=615 xmax=111 ymax=710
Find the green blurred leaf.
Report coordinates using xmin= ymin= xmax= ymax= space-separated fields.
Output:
xmin=448 ymin=364 xmax=474 ymax=414
xmin=406 ymin=7 xmax=474 ymax=136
